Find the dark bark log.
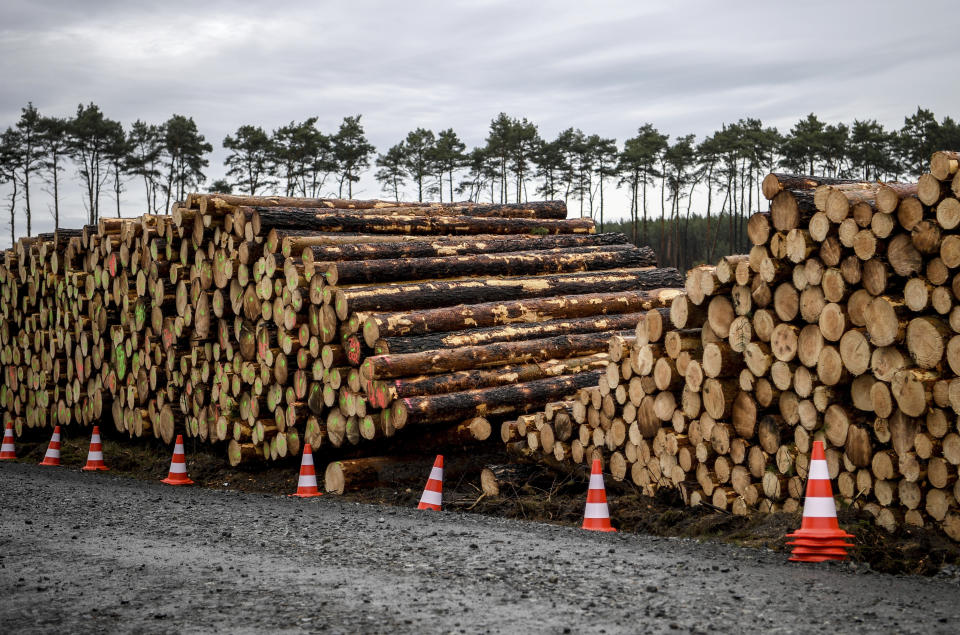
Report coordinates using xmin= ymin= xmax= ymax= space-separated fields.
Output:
xmin=301 ymin=232 xmax=634 ymax=263
xmin=250 ymin=207 xmax=594 ymax=236
xmin=325 ymin=245 xmax=651 ymax=285
xmin=322 ymin=455 xmax=430 ymax=494
xmin=392 ymin=371 xmax=604 ymax=427
xmin=336 ymin=267 xmax=682 ymax=320
xmin=480 ymin=463 xmax=543 ymax=496
xmin=761 ymin=173 xmax=863 ymax=201
xmin=931 ymin=151 xmax=960 ymax=181
xmin=373 ymin=313 xmax=644 ymax=355
xmin=270 ymin=230 xmax=428 ymax=256
xmin=876 ymin=182 xmax=920 ymax=214
xmin=415 ymin=417 xmax=493 ymax=447
xmin=198 ymin=193 xmax=566 ymax=217
xmin=770 ymin=189 xmax=818 ymax=232
xmin=363 ymin=288 xmax=679 ymax=345
xmin=367 ymin=353 xmax=610 ymax=406
xmin=362 ymin=332 xmax=630 ymax=379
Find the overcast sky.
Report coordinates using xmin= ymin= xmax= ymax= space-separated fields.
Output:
xmin=0 ymin=0 xmax=956 ymax=244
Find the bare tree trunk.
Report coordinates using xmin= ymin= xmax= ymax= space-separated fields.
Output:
xmin=659 ymin=166 xmax=667 ymax=264
xmin=705 ymin=166 xmax=713 ymax=263
xmin=52 ymin=158 xmax=60 ymax=230
xmin=8 ymin=179 xmax=16 ymax=245
xmin=599 ymin=172 xmax=605 ymax=233
xmin=727 ymin=174 xmax=734 ymax=257
xmin=23 ymin=166 xmax=31 ymax=237
xmin=683 ymin=178 xmax=698 ymax=270
xmin=114 ymin=163 xmax=121 ymax=218
xmin=641 ymin=167 xmax=649 ymax=247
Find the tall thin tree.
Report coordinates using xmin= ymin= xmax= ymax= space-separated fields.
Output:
xmin=0 ymin=128 xmax=21 ymax=245
xmin=69 ymin=103 xmax=118 ymax=224
xmin=37 ymin=115 xmax=70 ymax=230
xmin=13 ymin=103 xmax=42 ymax=236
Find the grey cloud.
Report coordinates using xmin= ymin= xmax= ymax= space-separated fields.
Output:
xmin=0 ymin=0 xmax=956 ymax=243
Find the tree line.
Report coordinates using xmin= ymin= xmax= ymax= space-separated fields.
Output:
xmin=1 ymin=102 xmax=958 ymax=268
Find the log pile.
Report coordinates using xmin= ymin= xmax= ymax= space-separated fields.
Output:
xmin=504 ymin=152 xmax=960 ymax=542
xmin=0 ymin=193 xmax=685 ymax=489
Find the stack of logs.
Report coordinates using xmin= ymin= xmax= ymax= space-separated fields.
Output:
xmin=0 ymin=193 xmax=687 ymax=491
xmin=502 ymin=151 xmax=960 ymax=542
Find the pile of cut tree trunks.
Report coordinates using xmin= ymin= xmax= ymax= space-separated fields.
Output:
xmin=0 ymin=193 xmax=683 ymax=492
xmin=501 ymin=151 xmax=960 ymax=542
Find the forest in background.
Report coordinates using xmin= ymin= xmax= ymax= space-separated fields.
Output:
xmin=1 ymin=103 xmax=958 ymax=269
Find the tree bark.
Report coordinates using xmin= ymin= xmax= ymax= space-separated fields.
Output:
xmin=392 ymin=371 xmax=604 ymax=427
xmin=300 ymin=232 xmax=635 ymax=263
xmin=325 ymin=245 xmax=653 ymax=285
xmin=250 ymin=207 xmax=594 ymax=236
xmin=761 ymin=173 xmax=863 ymax=201
xmin=367 ymin=353 xmax=610 ymax=406
xmin=335 ymin=267 xmax=683 ymax=320
xmin=373 ymin=313 xmax=644 ymax=355
xmin=362 ymin=331 xmax=629 ymax=380
xmin=362 ymin=288 xmax=680 ymax=345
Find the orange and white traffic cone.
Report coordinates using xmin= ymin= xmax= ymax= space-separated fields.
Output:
xmin=0 ymin=422 xmax=15 ymax=460
xmin=582 ymin=458 xmax=616 ymax=532
xmin=39 ymin=425 xmax=62 ymax=466
xmin=161 ymin=434 xmax=194 ymax=485
xmin=417 ymin=455 xmax=443 ymax=510
xmin=786 ymin=440 xmax=854 ymax=562
xmin=81 ymin=426 xmax=109 ymax=471
xmin=290 ymin=444 xmax=322 ymax=497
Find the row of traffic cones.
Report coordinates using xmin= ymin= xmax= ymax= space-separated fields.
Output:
xmin=3 ymin=423 xmax=852 ymax=561
xmin=404 ymin=449 xmax=854 ymax=562
xmin=3 ymin=424 xmax=612 ymax=531
xmin=2 ymin=423 xmax=184 ymax=481
xmin=2 ymin=423 xmax=110 ymax=471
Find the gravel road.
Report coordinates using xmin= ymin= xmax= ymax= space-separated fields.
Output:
xmin=1 ymin=462 xmax=958 ymax=634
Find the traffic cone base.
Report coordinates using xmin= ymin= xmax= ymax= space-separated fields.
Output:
xmin=0 ymin=422 xmax=15 ymax=460
xmin=81 ymin=426 xmax=109 ymax=471
xmin=290 ymin=443 xmax=322 ymax=497
xmin=582 ymin=458 xmax=616 ymax=532
xmin=787 ymin=440 xmax=853 ymax=562
xmin=161 ymin=434 xmax=193 ymax=485
xmin=39 ymin=426 xmax=62 ymax=466
xmin=418 ymin=455 xmax=443 ymax=510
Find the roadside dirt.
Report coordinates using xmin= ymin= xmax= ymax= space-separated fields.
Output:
xmin=9 ymin=426 xmax=960 ymax=576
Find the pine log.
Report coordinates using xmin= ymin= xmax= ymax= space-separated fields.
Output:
xmin=362 ymin=288 xmax=680 ymax=344
xmin=326 ymin=244 xmax=652 ymax=285
xmin=323 ymin=456 xmax=422 ymax=494
xmin=250 ymin=208 xmax=594 ymax=236
xmin=373 ymin=313 xmax=643 ymax=355
xmin=761 ymin=173 xmax=862 ymax=201
xmin=336 ymin=267 xmax=682 ymax=320
xmin=392 ymin=371 xmax=604 ymax=427
xmin=367 ymin=353 xmax=609 ymax=405
xmin=931 ymin=151 xmax=960 ymax=182
xmin=770 ymin=189 xmax=818 ymax=232
xmin=362 ymin=331 xmax=627 ymax=380
xmin=300 ymin=232 xmax=633 ymax=263
xmin=918 ymin=173 xmax=950 ymax=206
xmin=864 ymin=296 xmax=908 ymax=348
xmin=480 ymin=464 xmax=544 ymax=496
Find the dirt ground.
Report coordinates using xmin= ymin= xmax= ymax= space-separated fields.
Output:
xmin=3 ymin=460 xmax=960 ymax=634
xmin=7 ymin=426 xmax=960 ymax=577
